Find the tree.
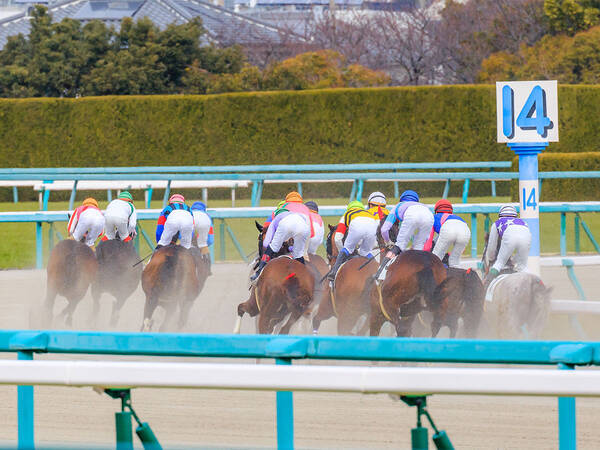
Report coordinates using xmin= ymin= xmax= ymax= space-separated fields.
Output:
xmin=544 ymin=0 xmax=600 ymax=35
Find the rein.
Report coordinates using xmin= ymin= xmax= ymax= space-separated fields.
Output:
xmin=376 ymin=282 xmax=393 ymax=322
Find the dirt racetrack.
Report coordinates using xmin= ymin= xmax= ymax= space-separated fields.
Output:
xmin=0 ymin=263 xmax=600 ymax=449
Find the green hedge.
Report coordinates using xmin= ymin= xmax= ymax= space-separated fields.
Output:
xmin=1 ymin=85 xmax=599 ymax=200
xmin=511 ymin=152 xmax=600 ymax=201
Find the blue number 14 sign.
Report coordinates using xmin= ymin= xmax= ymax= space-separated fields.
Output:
xmin=496 ymin=80 xmax=559 ymax=143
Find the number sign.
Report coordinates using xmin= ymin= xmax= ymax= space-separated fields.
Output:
xmin=496 ymin=81 xmax=559 ymax=143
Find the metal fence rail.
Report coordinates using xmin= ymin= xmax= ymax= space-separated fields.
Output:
xmin=2 ymin=330 xmax=598 ymax=450
xmin=1 ymin=202 xmax=599 ymax=268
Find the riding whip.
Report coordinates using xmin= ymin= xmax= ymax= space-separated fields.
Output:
xmin=132 ymin=251 xmax=153 ymax=267
xmin=357 ymin=249 xmax=383 ymax=271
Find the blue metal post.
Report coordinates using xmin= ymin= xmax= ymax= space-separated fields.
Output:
xmin=560 ymin=213 xmax=567 ymax=256
xmin=349 ymin=181 xmax=357 ymax=201
xmin=276 ymin=358 xmax=294 ymax=450
xmin=461 ymin=179 xmax=470 ymax=203
xmin=35 ymin=222 xmax=43 ymax=269
xmin=491 ymin=167 xmax=497 ymax=197
xmin=42 ymin=181 xmax=51 ymax=211
xmin=471 ymin=213 xmax=477 ymax=258
xmin=146 ymin=187 xmax=153 ymax=209
xmin=219 ymin=219 xmax=226 ymax=261
xmin=251 ymin=181 xmax=259 ymax=207
xmin=574 ymin=215 xmax=580 ymax=254
xmin=296 ymin=182 xmax=302 ymax=196
xmin=256 ymin=181 xmax=263 ymax=207
xmin=558 ymin=363 xmax=576 ymax=450
xmin=13 ymin=186 xmax=18 ymax=203
xmin=356 ymin=180 xmax=364 ymax=202
xmin=162 ymin=180 xmax=172 ymax=208
xmin=394 ymin=181 xmax=399 ymax=199
xmin=107 ymin=189 xmax=112 ymax=202
xmin=68 ymin=180 xmax=78 ymax=211
xmin=18 ymin=351 xmax=34 ymax=450
xmin=442 ymin=179 xmax=450 ymax=199
xmin=508 ymin=143 xmax=548 ymax=276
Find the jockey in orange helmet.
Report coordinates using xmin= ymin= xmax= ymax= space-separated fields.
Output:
xmin=67 ymin=198 xmax=105 ymax=246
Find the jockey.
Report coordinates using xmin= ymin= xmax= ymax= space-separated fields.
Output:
xmin=104 ymin=191 xmax=137 ymax=241
xmin=366 ymin=191 xmax=389 ymax=218
xmin=191 ymin=201 xmax=214 ymax=271
xmin=485 ymin=204 xmax=531 ymax=283
xmin=305 ymin=201 xmax=324 ymax=255
xmin=424 ymin=199 xmax=471 ymax=268
xmin=250 ymin=192 xmax=312 ymax=281
xmin=155 ymin=194 xmax=194 ymax=249
xmin=329 ymin=200 xmax=379 ymax=281
xmin=377 ymin=190 xmax=434 ymax=275
xmin=67 ymin=197 xmax=105 ymax=247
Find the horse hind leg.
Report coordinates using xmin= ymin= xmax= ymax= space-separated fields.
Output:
xmin=110 ymin=295 xmax=129 ymax=328
xmin=141 ymin=293 xmax=159 ymax=332
xmin=178 ymin=301 xmax=193 ymax=331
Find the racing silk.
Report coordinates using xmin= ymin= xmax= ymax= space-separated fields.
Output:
xmin=424 ymin=213 xmax=465 ymax=252
xmin=105 ymin=199 xmax=137 ymax=233
xmin=367 ymin=205 xmax=389 ymax=221
xmin=68 ymin=205 xmax=101 ymax=234
xmin=486 ymin=217 xmax=528 ymax=263
xmin=262 ymin=210 xmax=309 ymax=249
xmin=335 ymin=208 xmax=376 ymax=235
xmin=380 ymin=201 xmax=421 ymax=242
xmin=308 ymin=210 xmax=323 ymax=227
xmin=282 ymin=202 xmax=314 ymax=238
xmin=192 ymin=210 xmax=214 ymax=247
xmin=494 ymin=217 xmax=527 ymax=239
xmin=156 ymin=203 xmax=194 ymax=243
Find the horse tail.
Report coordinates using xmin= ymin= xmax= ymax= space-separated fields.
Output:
xmin=158 ymin=249 xmax=177 ymax=290
xmin=417 ymin=266 xmax=438 ymax=306
xmin=462 ymin=268 xmax=485 ymax=337
xmin=283 ymin=272 xmax=299 ymax=299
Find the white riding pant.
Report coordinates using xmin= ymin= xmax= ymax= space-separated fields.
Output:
xmin=344 ymin=216 xmax=379 ymax=257
xmin=72 ymin=208 xmax=105 ymax=247
xmin=492 ymin=225 xmax=531 ymax=272
xmin=193 ymin=210 xmax=212 ymax=247
xmin=158 ymin=209 xmax=194 ymax=249
xmin=269 ymin=213 xmax=310 ymax=259
xmin=308 ymin=222 xmax=324 ymax=254
xmin=396 ymin=204 xmax=434 ymax=251
xmin=104 ymin=215 xmax=129 ymax=240
xmin=433 ymin=219 xmax=471 ymax=268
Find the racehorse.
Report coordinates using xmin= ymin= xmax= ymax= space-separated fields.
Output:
xmin=482 ymin=233 xmax=552 ymax=339
xmin=141 ymin=244 xmax=201 ymax=331
xmin=417 ymin=267 xmax=485 ymax=338
xmin=315 ymin=217 xmax=396 ymax=335
xmin=369 ymin=250 xmax=449 ymax=337
xmin=90 ymin=239 xmax=142 ymax=327
xmin=235 ymin=256 xmax=314 ymax=334
xmin=312 ymin=256 xmax=377 ymax=335
xmin=44 ymin=239 xmax=98 ymax=327
xmin=234 ymin=221 xmax=314 ymax=334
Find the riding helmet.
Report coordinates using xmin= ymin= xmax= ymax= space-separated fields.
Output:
xmin=118 ymin=191 xmax=133 ymax=202
xmin=499 ymin=205 xmax=518 ymax=218
xmin=304 ymin=201 xmax=319 ymax=213
xmin=367 ymin=191 xmax=386 ymax=206
xmin=434 ymin=199 xmax=453 ymax=214
xmin=400 ymin=190 xmax=419 ymax=203
xmin=169 ymin=194 xmax=185 ymax=204
xmin=82 ymin=197 xmax=99 ymax=208
xmin=285 ymin=191 xmax=303 ymax=203
xmin=192 ymin=201 xmax=207 ymax=212
xmin=347 ymin=200 xmax=365 ymax=210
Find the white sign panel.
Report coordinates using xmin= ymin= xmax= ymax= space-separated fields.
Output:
xmin=496 ymin=80 xmax=559 ymax=143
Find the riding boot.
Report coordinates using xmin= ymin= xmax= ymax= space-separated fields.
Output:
xmin=295 ymin=256 xmax=305 ymax=265
xmin=250 ymin=247 xmax=274 ymax=282
xmin=328 ymin=249 xmax=350 ymax=281
xmin=373 ymin=245 xmax=401 ymax=281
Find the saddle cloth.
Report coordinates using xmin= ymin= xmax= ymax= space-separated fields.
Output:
xmin=485 ymin=274 xmax=512 ymax=302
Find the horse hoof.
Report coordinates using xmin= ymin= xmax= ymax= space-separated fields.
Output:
xmin=142 ymin=318 xmax=152 ymax=332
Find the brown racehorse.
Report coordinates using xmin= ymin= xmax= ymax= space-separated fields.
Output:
xmin=313 ymin=220 xmax=393 ymax=335
xmin=370 ymin=250 xmax=449 ymax=337
xmin=90 ymin=239 xmax=142 ymax=328
xmin=427 ymin=267 xmax=485 ymax=338
xmin=235 ymin=256 xmax=314 ymax=334
xmin=44 ymin=239 xmax=98 ymax=327
xmin=313 ymin=256 xmax=377 ymax=335
xmin=141 ymin=244 xmax=201 ymax=331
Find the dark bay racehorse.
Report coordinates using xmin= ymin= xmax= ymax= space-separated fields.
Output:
xmin=91 ymin=239 xmax=142 ymax=327
xmin=44 ymin=240 xmax=98 ymax=326
xmin=420 ymin=267 xmax=485 ymax=338
xmin=141 ymin=244 xmax=201 ymax=331
xmin=370 ymin=250 xmax=449 ymax=337
xmin=235 ymin=222 xmax=314 ymax=334
xmin=235 ymin=256 xmax=315 ymax=334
